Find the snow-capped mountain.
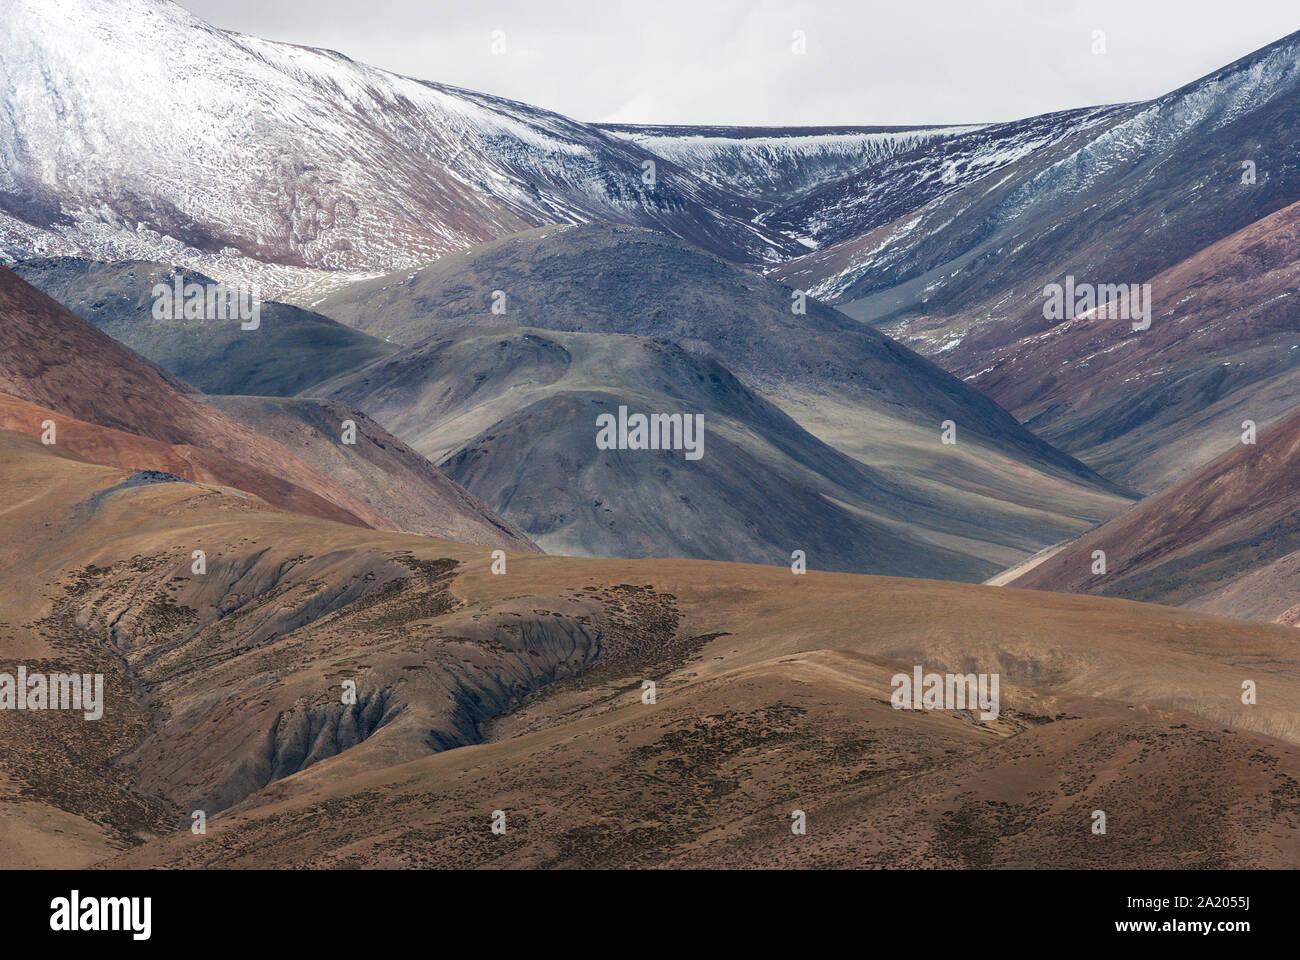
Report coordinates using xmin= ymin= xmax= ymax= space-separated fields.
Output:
xmin=762 ymin=104 xmax=1128 ymax=268
xmin=771 ymin=29 xmax=1300 ymax=319
xmin=4 ymin=0 xmax=1298 ymax=319
xmin=0 ymin=0 xmax=801 ymax=298
xmin=598 ymin=123 xmax=975 ymax=207
xmin=763 ymin=28 xmax=1300 ymax=495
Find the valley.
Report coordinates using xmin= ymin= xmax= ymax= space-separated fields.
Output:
xmin=0 ymin=0 xmax=1297 ymax=877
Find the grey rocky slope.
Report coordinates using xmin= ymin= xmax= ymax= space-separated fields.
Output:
xmin=200 ymin=395 xmax=540 ymax=553
xmin=312 ymin=224 xmax=1120 ymax=483
xmin=13 ymin=257 xmax=396 ymax=397
xmin=313 ymin=223 xmax=1133 ymax=566
xmin=4 ymin=258 xmax=530 ymax=549
xmin=314 ymin=324 xmax=1122 ymax=578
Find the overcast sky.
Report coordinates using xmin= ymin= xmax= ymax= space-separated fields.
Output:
xmin=176 ymin=0 xmax=1298 ymax=126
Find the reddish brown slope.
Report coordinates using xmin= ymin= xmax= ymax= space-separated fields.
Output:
xmin=0 ymin=393 xmax=230 ymax=484
xmin=4 ymin=433 xmax=1299 ymax=868
xmin=1009 ymin=409 xmax=1300 ymax=622
xmin=199 ymin=396 xmax=539 ymax=552
xmin=961 ymin=200 xmax=1300 ymax=490
xmin=0 ymin=266 xmax=389 ymax=529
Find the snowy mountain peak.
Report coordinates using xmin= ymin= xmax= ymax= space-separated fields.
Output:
xmin=0 ymin=0 xmax=798 ymax=297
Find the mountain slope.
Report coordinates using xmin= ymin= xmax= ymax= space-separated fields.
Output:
xmin=765 ymin=31 xmax=1300 ymax=490
xmin=0 ymin=265 xmax=406 ymax=529
xmin=773 ymin=31 xmax=1300 ymax=322
xmin=200 ymin=395 xmax=539 ymax=552
xmin=3 ymin=432 xmax=1299 ymax=868
xmin=316 ymin=326 xmax=998 ymax=578
xmin=0 ymin=0 xmax=797 ymax=300
xmin=0 ymin=391 xmax=283 ymax=496
xmin=312 ymin=223 xmax=1119 ymax=482
xmin=765 ymin=104 xmax=1127 ymax=265
xmin=1008 ymin=410 xmax=1300 ymax=625
xmin=313 ymin=223 xmax=1132 ymax=566
xmin=12 ymin=257 xmax=397 ymax=396
xmin=959 ymin=198 xmax=1300 ymax=491
xmin=0 ymin=262 xmax=531 ymax=547
xmin=599 ymin=123 xmax=974 ymax=205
